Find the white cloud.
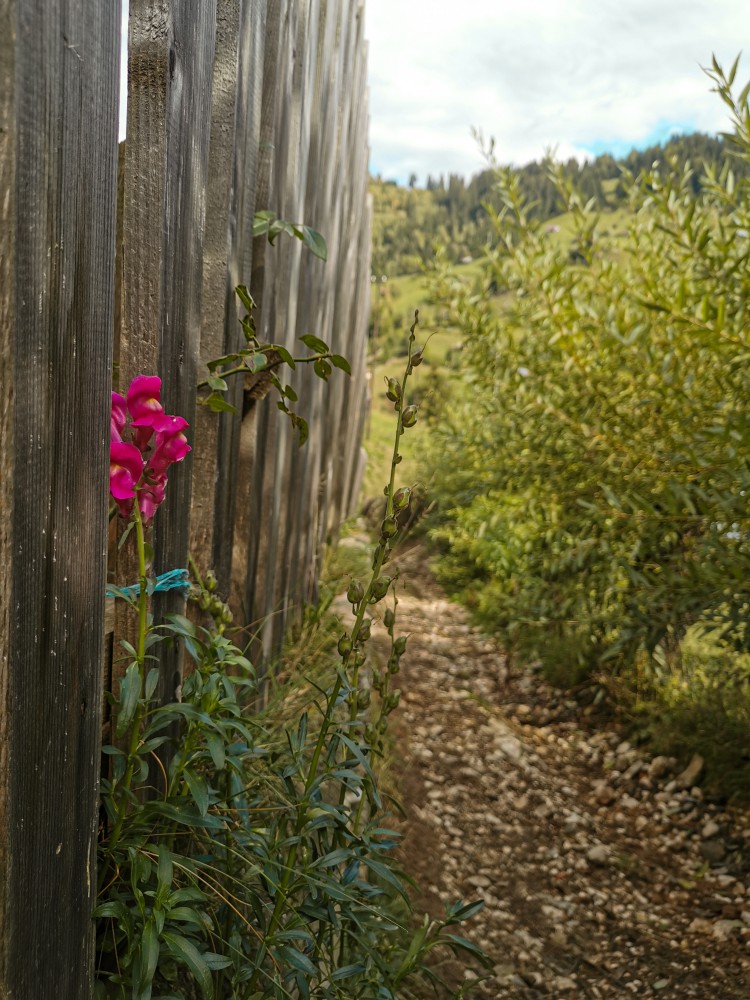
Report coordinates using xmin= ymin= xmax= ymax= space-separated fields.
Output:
xmin=364 ymin=0 xmax=750 ymax=183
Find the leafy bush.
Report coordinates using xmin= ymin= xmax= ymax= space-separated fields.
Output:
xmin=424 ymin=59 xmax=750 ymax=691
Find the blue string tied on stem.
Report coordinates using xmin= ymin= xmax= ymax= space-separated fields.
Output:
xmin=106 ymin=568 xmax=190 ymax=599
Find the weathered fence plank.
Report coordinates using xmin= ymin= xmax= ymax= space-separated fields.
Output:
xmin=240 ymin=0 xmax=286 ymax=649
xmin=119 ymin=0 xmax=217 ymax=706
xmin=0 ymin=0 xmax=15 ymax=987
xmin=188 ymin=0 xmax=243 ymax=573
xmin=153 ymin=0 xmax=217 ymax=701
xmin=2 ymin=2 xmax=120 ymax=995
xmin=261 ymin=0 xmax=311 ymax=657
xmin=211 ymin=0 xmax=268 ymax=592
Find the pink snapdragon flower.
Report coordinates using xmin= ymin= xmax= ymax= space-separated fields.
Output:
xmin=109 ymin=376 xmax=191 ymax=521
xmin=111 ymin=392 xmax=127 ymax=442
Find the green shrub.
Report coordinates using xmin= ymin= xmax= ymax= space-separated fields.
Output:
xmin=424 ymin=59 xmax=750 ymax=695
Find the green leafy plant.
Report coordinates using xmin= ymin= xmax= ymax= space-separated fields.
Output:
xmin=98 ymin=321 xmax=488 ymax=998
xmin=197 ymin=284 xmax=350 ymax=446
xmin=253 ymin=210 xmax=328 ymax=262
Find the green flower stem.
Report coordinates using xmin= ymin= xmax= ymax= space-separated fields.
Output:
xmin=106 ymin=497 xmax=148 ymax=856
xmin=250 ymin=320 xmax=420 ymax=986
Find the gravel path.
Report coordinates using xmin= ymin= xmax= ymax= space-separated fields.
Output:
xmin=383 ymin=542 xmax=750 ymax=999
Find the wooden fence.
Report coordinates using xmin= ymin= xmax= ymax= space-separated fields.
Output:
xmin=0 ymin=0 xmax=371 ymax=994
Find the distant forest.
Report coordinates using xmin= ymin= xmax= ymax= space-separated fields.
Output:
xmin=370 ymin=132 xmax=750 ymax=275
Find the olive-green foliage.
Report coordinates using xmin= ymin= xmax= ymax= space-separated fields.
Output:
xmin=97 ymin=333 xmax=488 ymax=1000
xmin=424 ymin=60 xmax=750 ymax=690
xmin=618 ymin=625 xmax=750 ymax=800
xmin=370 ymin=130 xmax=750 ymax=277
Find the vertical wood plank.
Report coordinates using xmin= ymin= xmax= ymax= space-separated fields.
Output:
xmin=240 ymin=0 xmax=285 ymax=647
xmin=115 ymin=0 xmax=169 ymax=675
xmin=0 ymin=0 xmax=15 ymax=986
xmin=212 ymin=0 xmax=267 ymax=592
xmin=5 ymin=2 xmax=120 ymax=995
xmin=154 ymin=0 xmax=217 ymax=705
xmin=283 ymin=0 xmax=338 ymax=616
xmin=120 ymin=0 xmax=216 ymax=706
xmin=188 ymin=0 xmax=242 ymax=575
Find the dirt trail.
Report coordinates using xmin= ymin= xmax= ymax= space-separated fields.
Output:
xmin=385 ymin=542 xmax=750 ymax=999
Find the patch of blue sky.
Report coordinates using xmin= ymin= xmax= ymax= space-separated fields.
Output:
xmin=581 ymin=120 xmax=700 ymax=160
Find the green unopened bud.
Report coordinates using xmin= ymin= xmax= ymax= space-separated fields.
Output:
xmin=337 ymin=633 xmax=353 ymax=657
xmin=205 ymin=570 xmax=218 ymax=593
xmin=199 ymin=594 xmax=211 ymax=611
xmin=401 ymin=405 xmax=418 ymax=428
xmin=386 ymin=690 xmax=401 ymax=714
xmin=394 ymin=635 xmax=408 ymax=656
xmin=347 ymin=580 xmax=365 ymax=606
xmin=370 ymin=576 xmax=391 ymax=603
xmin=383 ymin=608 xmax=396 ymax=629
xmin=388 ymin=654 xmax=400 ymax=674
xmin=221 ymin=607 xmax=233 ymax=625
xmin=357 ymin=689 xmax=371 ymax=711
xmin=380 ymin=516 xmax=398 ymax=539
xmin=410 ymin=349 xmax=423 ymax=367
xmin=392 ymin=486 xmax=411 ymax=511
xmin=354 ymin=650 xmax=367 ymax=668
xmin=385 ymin=377 xmax=402 ymax=403
xmin=357 ymin=619 xmax=372 ymax=642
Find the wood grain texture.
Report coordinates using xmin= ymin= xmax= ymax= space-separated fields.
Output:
xmin=0 ymin=0 xmax=15 ymax=987
xmin=241 ymin=0 xmax=284 ymax=658
xmin=187 ymin=0 xmax=241 ymax=575
xmin=6 ymin=2 xmax=119 ymax=995
xmin=154 ymin=0 xmax=217 ymax=703
xmin=212 ymin=0 xmax=267 ymax=592
xmin=114 ymin=0 xmax=170 ymax=680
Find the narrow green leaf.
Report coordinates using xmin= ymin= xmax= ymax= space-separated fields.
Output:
xmin=274 ymin=345 xmax=296 ymax=369
xmin=145 ymin=667 xmax=160 ymax=701
xmin=202 ymin=953 xmax=233 ymax=971
xmin=274 ymin=944 xmax=317 ymax=977
xmin=183 ymin=769 xmax=210 ymax=817
xmin=206 ymin=393 xmax=238 ymax=414
xmin=162 ymin=931 xmax=214 ymax=999
xmin=136 ymin=917 xmax=160 ymax=997
xmin=297 ymin=417 xmax=309 ymax=448
xmin=442 ymin=932 xmax=492 ymax=966
xmin=116 ymin=662 xmax=142 ymax=738
xmin=300 ymin=333 xmax=329 ymax=354
xmin=330 ymin=963 xmax=366 ymax=981
xmin=157 ymin=846 xmax=174 ymax=891
xmin=206 ymin=732 xmax=226 ymax=771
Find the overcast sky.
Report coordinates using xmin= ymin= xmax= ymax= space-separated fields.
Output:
xmin=363 ymin=0 xmax=750 ymax=185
